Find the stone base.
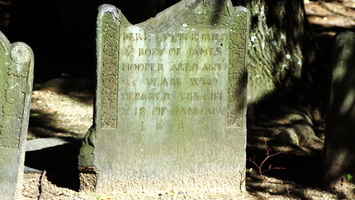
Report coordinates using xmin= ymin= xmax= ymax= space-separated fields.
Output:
xmin=78 ymin=166 xmax=99 ymax=192
xmin=79 ymin=168 xmax=245 ymax=194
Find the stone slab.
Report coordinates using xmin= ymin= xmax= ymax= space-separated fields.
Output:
xmin=0 ymin=31 xmax=34 ymax=200
xmin=323 ymin=31 xmax=355 ymax=187
xmin=79 ymin=0 xmax=248 ymax=193
xmin=26 ymin=137 xmax=73 ymax=152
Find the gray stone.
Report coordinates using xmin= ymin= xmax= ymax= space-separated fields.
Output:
xmin=26 ymin=137 xmax=71 ymax=152
xmin=0 ymin=31 xmax=34 ymax=199
xmin=322 ymin=31 xmax=355 ymax=187
xmin=79 ymin=0 xmax=248 ymax=193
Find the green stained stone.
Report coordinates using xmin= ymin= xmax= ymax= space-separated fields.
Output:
xmin=79 ymin=0 xmax=249 ymax=194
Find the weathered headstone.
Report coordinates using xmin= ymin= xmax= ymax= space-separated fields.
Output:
xmin=0 ymin=32 xmax=34 ymax=199
xmin=322 ymin=31 xmax=355 ymax=187
xmin=79 ymin=0 xmax=248 ymax=194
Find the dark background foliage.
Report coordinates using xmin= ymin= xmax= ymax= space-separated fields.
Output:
xmin=5 ymin=0 xmax=181 ymax=83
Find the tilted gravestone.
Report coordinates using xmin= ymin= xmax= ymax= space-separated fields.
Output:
xmin=0 ymin=32 xmax=34 ymax=199
xmin=322 ymin=31 xmax=355 ymax=187
xmin=79 ymin=0 xmax=248 ymax=194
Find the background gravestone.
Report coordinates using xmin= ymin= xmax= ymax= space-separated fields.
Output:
xmin=79 ymin=0 xmax=248 ymax=193
xmin=322 ymin=31 xmax=355 ymax=187
xmin=0 ymin=31 xmax=34 ymax=199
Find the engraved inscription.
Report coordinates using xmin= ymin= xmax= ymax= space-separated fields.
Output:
xmin=97 ymin=5 xmax=247 ymax=133
xmin=121 ymin=92 xmax=171 ymax=101
xmin=116 ymin=26 xmax=244 ymax=132
xmin=123 ymin=32 xmax=228 ymax=43
xmin=116 ymin=106 xmax=226 ymax=117
xmin=173 ymin=107 xmax=225 ymax=116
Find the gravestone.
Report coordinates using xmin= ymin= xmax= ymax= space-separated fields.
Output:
xmin=0 ymin=32 xmax=34 ymax=199
xmin=322 ymin=31 xmax=355 ymax=187
xmin=79 ymin=0 xmax=248 ymax=194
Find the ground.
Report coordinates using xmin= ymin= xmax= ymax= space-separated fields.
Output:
xmin=22 ymin=1 xmax=355 ymax=199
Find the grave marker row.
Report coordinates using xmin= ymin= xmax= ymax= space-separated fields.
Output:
xmin=5 ymin=0 xmax=355 ymax=196
xmin=0 ymin=0 xmax=249 ymax=197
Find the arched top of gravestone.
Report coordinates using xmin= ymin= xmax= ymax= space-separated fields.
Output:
xmin=0 ymin=31 xmax=33 ymax=66
xmin=11 ymin=42 xmax=33 ymax=65
xmin=98 ymin=0 xmax=248 ymax=33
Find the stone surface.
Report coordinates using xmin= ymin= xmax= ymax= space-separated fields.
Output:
xmin=26 ymin=137 xmax=72 ymax=152
xmin=322 ymin=31 xmax=355 ymax=187
xmin=79 ymin=0 xmax=248 ymax=193
xmin=0 ymin=31 xmax=34 ymax=199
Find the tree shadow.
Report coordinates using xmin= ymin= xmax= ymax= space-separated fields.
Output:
xmin=246 ymin=133 xmax=350 ymax=199
xmin=243 ymin=27 xmax=342 ymax=198
xmin=321 ymin=31 xmax=355 ymax=188
xmin=35 ymin=78 xmax=95 ymax=106
xmin=29 ymin=109 xmax=80 ymax=138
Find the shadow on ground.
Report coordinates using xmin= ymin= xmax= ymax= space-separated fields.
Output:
xmin=29 ymin=109 xmax=78 ymax=138
xmin=25 ymin=138 xmax=82 ymax=191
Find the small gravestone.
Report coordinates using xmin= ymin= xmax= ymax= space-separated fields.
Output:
xmin=322 ymin=31 xmax=355 ymax=187
xmin=0 ymin=32 xmax=34 ymax=199
xmin=79 ymin=0 xmax=248 ymax=194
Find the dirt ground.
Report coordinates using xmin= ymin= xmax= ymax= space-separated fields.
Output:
xmin=22 ymin=1 xmax=355 ymax=199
